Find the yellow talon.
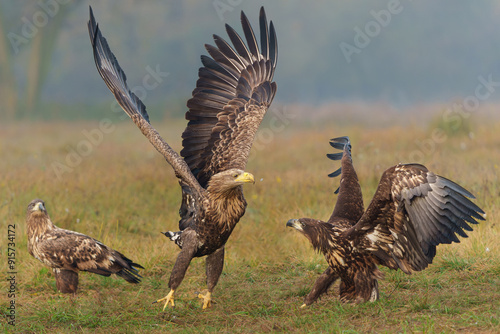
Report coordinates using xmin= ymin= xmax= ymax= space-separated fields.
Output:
xmin=300 ymin=303 xmax=307 ymax=308
xmin=197 ymin=291 xmax=212 ymax=309
xmin=154 ymin=289 xmax=175 ymax=310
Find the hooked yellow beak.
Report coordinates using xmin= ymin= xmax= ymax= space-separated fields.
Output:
xmin=286 ymin=219 xmax=303 ymax=231
xmin=32 ymin=202 xmax=45 ymax=212
xmin=235 ymin=172 xmax=255 ymax=184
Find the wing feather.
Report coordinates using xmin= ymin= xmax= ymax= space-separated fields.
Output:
xmin=37 ymin=228 xmax=143 ymax=283
xmin=213 ymin=35 xmax=248 ymax=70
xmin=241 ymin=11 xmax=260 ymax=59
xmin=327 ymin=137 xmax=365 ymax=223
xmin=181 ymin=7 xmax=278 ymax=187
xmin=344 ymin=163 xmax=484 ymax=273
xmin=88 ymin=7 xmax=149 ymax=123
xmin=200 ymin=55 xmax=239 ymax=86
xmin=225 ymin=23 xmax=253 ymax=64
xmin=88 ymin=6 xmax=204 ymax=198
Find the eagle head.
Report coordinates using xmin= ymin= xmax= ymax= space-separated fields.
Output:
xmin=287 ymin=218 xmax=327 ymax=251
xmin=286 ymin=218 xmax=315 ymax=232
xmin=27 ymin=199 xmax=48 ymax=217
xmin=207 ymin=169 xmax=255 ymax=194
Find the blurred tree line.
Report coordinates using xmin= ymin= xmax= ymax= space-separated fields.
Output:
xmin=1 ymin=0 xmax=500 ymax=121
xmin=0 ymin=1 xmax=80 ymax=119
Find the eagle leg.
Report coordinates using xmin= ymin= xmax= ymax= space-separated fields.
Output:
xmin=53 ymin=268 xmax=79 ymax=294
xmin=154 ymin=229 xmax=197 ymax=310
xmin=197 ymin=291 xmax=212 ymax=309
xmin=200 ymin=246 xmax=225 ymax=309
xmin=154 ymin=289 xmax=175 ymax=310
xmin=339 ymin=276 xmax=379 ymax=304
xmin=302 ymin=266 xmax=338 ymax=308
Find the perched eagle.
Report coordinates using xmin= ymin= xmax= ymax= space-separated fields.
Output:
xmin=26 ymin=199 xmax=143 ymax=293
xmin=287 ymin=137 xmax=485 ymax=306
xmin=88 ymin=6 xmax=277 ymax=309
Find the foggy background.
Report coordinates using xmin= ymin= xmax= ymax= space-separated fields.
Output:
xmin=1 ymin=0 xmax=500 ymax=121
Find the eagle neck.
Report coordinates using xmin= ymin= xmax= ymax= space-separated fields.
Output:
xmin=207 ymin=185 xmax=247 ymax=229
xmin=307 ymin=222 xmax=339 ymax=254
xmin=27 ymin=215 xmax=55 ymax=237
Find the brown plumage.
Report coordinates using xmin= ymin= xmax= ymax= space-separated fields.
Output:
xmin=88 ymin=6 xmax=277 ymax=309
xmin=287 ymin=137 xmax=485 ymax=306
xmin=26 ymin=199 xmax=143 ymax=293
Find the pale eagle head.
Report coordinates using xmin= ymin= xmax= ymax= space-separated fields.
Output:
xmin=286 ymin=218 xmax=333 ymax=253
xmin=207 ymin=169 xmax=255 ymax=194
xmin=27 ymin=199 xmax=48 ymax=217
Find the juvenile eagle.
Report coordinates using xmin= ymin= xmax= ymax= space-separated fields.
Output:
xmin=287 ymin=137 xmax=485 ymax=306
xmin=26 ymin=199 xmax=143 ymax=293
xmin=88 ymin=6 xmax=277 ymax=309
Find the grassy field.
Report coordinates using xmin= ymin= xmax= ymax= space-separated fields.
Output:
xmin=1 ymin=114 xmax=499 ymax=333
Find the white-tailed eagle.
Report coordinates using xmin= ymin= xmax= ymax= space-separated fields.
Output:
xmin=88 ymin=6 xmax=277 ymax=309
xmin=26 ymin=199 xmax=143 ymax=293
xmin=287 ymin=137 xmax=485 ymax=306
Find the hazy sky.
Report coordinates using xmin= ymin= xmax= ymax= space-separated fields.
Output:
xmin=3 ymin=0 xmax=500 ymax=116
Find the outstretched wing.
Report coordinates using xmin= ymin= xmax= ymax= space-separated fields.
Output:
xmin=181 ymin=7 xmax=278 ymax=187
xmin=88 ymin=6 xmax=204 ymax=197
xmin=88 ymin=6 xmax=149 ymax=123
xmin=37 ymin=229 xmax=143 ymax=283
xmin=344 ymin=164 xmax=485 ymax=273
xmin=327 ymin=136 xmax=364 ymax=223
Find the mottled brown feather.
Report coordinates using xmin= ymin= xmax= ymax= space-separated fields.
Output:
xmin=88 ymin=7 xmax=276 ymax=308
xmin=288 ymin=136 xmax=484 ymax=305
xmin=26 ymin=199 xmax=143 ymax=292
xmin=181 ymin=7 xmax=278 ymax=188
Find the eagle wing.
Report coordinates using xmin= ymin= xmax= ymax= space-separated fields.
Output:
xmin=344 ymin=163 xmax=485 ymax=273
xmin=180 ymin=7 xmax=278 ymax=188
xmin=326 ymin=136 xmax=365 ymax=223
xmin=88 ymin=7 xmax=204 ymax=199
xmin=37 ymin=228 xmax=143 ymax=283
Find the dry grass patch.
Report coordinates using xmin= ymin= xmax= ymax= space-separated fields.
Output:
xmin=1 ymin=118 xmax=498 ymax=333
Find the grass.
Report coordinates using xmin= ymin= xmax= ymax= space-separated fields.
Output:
xmin=1 ymin=113 xmax=499 ymax=333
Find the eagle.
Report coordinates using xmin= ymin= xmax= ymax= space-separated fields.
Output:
xmin=26 ymin=199 xmax=143 ymax=293
xmin=87 ymin=6 xmax=277 ymax=309
xmin=287 ymin=137 xmax=485 ymax=306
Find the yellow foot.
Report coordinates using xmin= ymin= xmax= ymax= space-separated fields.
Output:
xmin=153 ymin=289 xmax=175 ymax=310
xmin=197 ymin=291 xmax=212 ymax=309
xmin=300 ymin=303 xmax=307 ymax=308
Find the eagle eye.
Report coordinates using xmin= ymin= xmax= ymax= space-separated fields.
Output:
xmin=233 ymin=173 xmax=239 ymax=178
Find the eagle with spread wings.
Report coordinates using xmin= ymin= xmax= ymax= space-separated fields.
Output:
xmin=26 ymin=199 xmax=143 ymax=293
xmin=88 ymin=7 xmax=277 ymax=309
xmin=287 ymin=137 xmax=485 ymax=306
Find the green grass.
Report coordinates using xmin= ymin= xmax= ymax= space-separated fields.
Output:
xmin=1 ymin=115 xmax=499 ymax=333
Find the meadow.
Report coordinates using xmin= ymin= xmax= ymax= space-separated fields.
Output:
xmin=1 ymin=111 xmax=499 ymax=333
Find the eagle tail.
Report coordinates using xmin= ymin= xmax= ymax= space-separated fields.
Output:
xmin=115 ymin=265 xmax=143 ymax=284
xmin=107 ymin=252 xmax=144 ymax=284
xmin=162 ymin=231 xmax=183 ymax=248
